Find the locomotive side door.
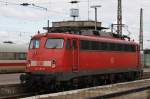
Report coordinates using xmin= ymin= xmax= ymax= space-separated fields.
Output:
xmin=71 ymin=39 xmax=79 ymax=72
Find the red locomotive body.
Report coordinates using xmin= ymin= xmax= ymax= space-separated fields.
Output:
xmin=21 ymin=33 xmax=142 ymax=86
xmin=20 ymin=21 xmax=142 ymax=88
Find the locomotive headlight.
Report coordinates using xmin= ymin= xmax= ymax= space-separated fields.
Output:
xmin=51 ymin=60 xmax=56 ymax=68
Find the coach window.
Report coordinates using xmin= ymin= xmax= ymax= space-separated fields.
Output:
xmin=118 ymin=44 xmax=123 ymax=51
xmin=16 ymin=53 xmax=26 ymax=60
xmin=80 ymin=40 xmax=90 ymax=50
xmin=101 ymin=42 xmax=108 ymax=50
xmin=109 ymin=43 xmax=115 ymax=51
xmin=0 ymin=52 xmax=15 ymax=60
xmin=91 ymin=41 xmax=99 ymax=50
xmin=112 ymin=43 xmax=117 ymax=51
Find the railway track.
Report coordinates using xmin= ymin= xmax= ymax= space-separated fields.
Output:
xmin=88 ymin=81 xmax=150 ymax=99
xmin=23 ymin=78 xmax=150 ymax=99
xmin=0 ymin=84 xmax=30 ymax=99
xmin=0 ymin=71 xmax=150 ymax=99
xmin=0 ymin=84 xmax=47 ymax=99
xmin=143 ymin=71 xmax=150 ymax=79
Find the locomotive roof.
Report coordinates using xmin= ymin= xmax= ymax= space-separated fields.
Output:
xmin=43 ymin=21 xmax=108 ymax=31
xmin=33 ymin=33 xmax=138 ymax=45
xmin=0 ymin=43 xmax=28 ymax=52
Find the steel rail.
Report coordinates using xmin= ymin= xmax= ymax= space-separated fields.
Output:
xmin=22 ymin=79 xmax=150 ymax=99
xmin=88 ymin=85 xmax=150 ymax=99
xmin=0 ymin=84 xmax=45 ymax=99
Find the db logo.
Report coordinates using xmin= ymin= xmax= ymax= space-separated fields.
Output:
xmin=110 ymin=57 xmax=115 ymax=64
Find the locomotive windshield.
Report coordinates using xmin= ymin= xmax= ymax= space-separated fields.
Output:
xmin=45 ymin=38 xmax=64 ymax=49
xmin=29 ymin=39 xmax=40 ymax=49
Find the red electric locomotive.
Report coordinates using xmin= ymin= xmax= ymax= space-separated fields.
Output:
xmin=20 ymin=21 xmax=143 ymax=88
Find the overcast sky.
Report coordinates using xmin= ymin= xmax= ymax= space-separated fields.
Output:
xmin=0 ymin=0 xmax=150 ymax=48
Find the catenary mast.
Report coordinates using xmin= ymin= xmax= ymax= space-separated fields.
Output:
xmin=140 ymin=8 xmax=143 ymax=51
xmin=117 ymin=0 xmax=122 ymax=36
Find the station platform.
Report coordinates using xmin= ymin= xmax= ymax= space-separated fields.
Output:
xmin=0 ymin=73 xmax=22 ymax=85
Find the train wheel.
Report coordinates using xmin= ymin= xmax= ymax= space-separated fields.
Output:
xmin=55 ymin=81 xmax=71 ymax=91
xmin=55 ymin=82 xmax=61 ymax=91
xmin=63 ymin=81 xmax=72 ymax=90
xmin=92 ymin=77 xmax=99 ymax=86
xmin=72 ymin=79 xmax=79 ymax=89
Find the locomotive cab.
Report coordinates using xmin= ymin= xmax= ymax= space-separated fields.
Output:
xmin=27 ymin=34 xmax=65 ymax=72
xmin=20 ymin=33 xmax=80 ymax=86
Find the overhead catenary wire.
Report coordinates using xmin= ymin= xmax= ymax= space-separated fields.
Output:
xmin=0 ymin=0 xmax=18 ymax=5
xmin=0 ymin=0 xmax=48 ymax=11
xmin=0 ymin=1 xmax=96 ymax=30
xmin=0 ymin=0 xmax=70 ymax=15
xmin=0 ymin=0 xmax=102 ymax=16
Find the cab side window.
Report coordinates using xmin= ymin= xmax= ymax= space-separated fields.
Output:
xmin=66 ymin=39 xmax=71 ymax=49
xmin=34 ymin=40 xmax=40 ymax=48
xmin=72 ymin=39 xmax=77 ymax=49
xmin=29 ymin=39 xmax=40 ymax=49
